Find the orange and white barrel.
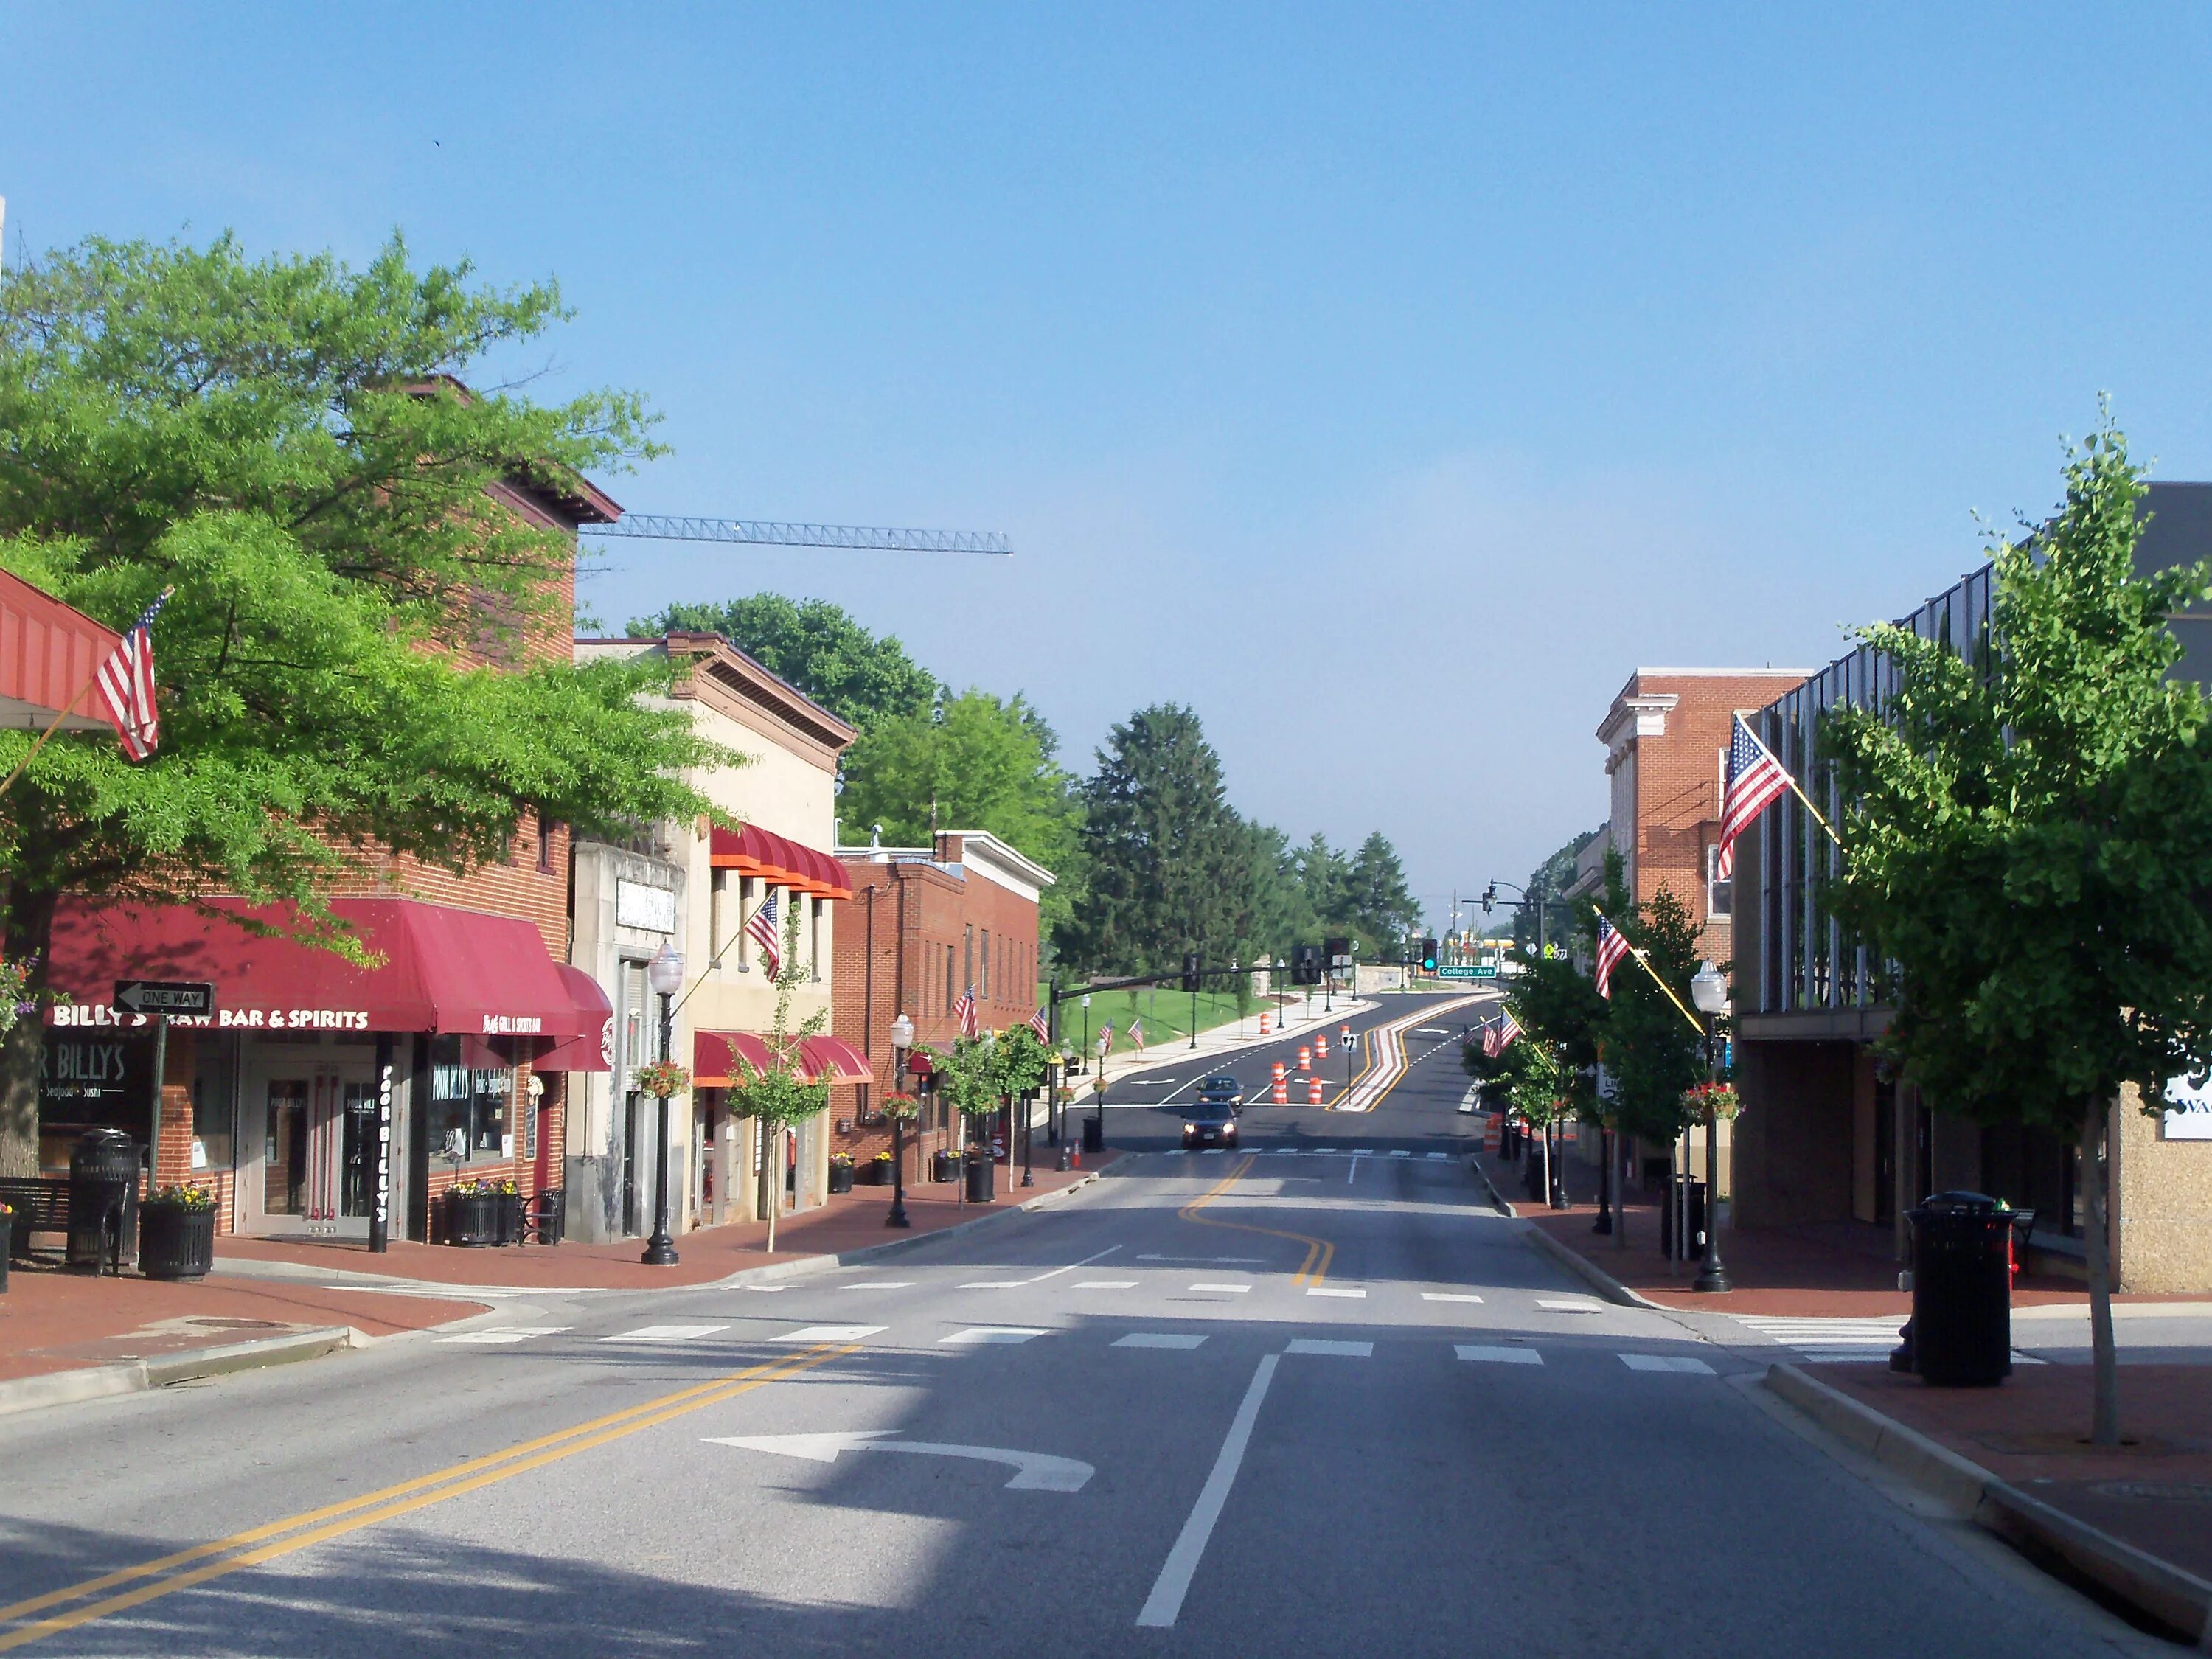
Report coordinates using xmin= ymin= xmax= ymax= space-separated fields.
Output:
xmin=1316 ymin=1034 xmax=1329 ymax=1060
xmin=1308 ymin=1075 xmax=1324 ymax=1105
xmin=1272 ymin=1065 xmax=1289 ymax=1105
xmin=1259 ymin=1012 xmax=1271 ymax=1035
xmin=1297 ymin=1046 xmax=1312 ymax=1072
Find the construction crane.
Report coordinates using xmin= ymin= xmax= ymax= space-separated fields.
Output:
xmin=582 ymin=515 xmax=1012 ymax=555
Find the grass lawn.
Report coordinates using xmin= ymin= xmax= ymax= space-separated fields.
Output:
xmin=1034 ymin=981 xmax=1310 ymax=1051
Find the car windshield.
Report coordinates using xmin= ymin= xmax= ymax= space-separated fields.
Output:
xmin=1186 ymin=1102 xmax=1234 ymax=1122
xmin=1200 ymin=1077 xmax=1238 ymax=1091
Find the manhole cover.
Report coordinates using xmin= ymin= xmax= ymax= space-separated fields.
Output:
xmin=2090 ymin=1481 xmax=2212 ymax=1503
xmin=182 ymin=1318 xmax=289 ymax=1332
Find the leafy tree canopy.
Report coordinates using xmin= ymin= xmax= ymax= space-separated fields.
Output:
xmin=626 ymin=593 xmax=934 ymax=732
xmin=0 ymin=232 xmax=719 ymax=1175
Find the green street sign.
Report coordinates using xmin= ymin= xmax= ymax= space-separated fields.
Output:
xmin=1438 ymin=964 xmax=1498 ymax=979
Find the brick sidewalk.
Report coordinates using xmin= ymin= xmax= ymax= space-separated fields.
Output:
xmin=1484 ymin=1148 xmax=2099 ymax=1315
xmin=0 ymin=1258 xmax=483 ymax=1385
xmin=214 ymin=1155 xmax=1123 ymax=1291
xmin=1821 ymin=1361 xmax=2212 ymax=1589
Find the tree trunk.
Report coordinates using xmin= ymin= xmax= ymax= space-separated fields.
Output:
xmin=756 ymin=1119 xmax=776 ymax=1251
xmin=1616 ymin=1131 xmax=1631 ymax=1251
xmin=2082 ymin=1097 xmax=2120 ymax=1447
xmin=0 ymin=880 xmax=59 ymax=1180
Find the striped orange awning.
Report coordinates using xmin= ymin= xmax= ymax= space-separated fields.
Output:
xmin=708 ymin=823 xmax=852 ymax=900
xmin=798 ymin=1034 xmax=873 ymax=1084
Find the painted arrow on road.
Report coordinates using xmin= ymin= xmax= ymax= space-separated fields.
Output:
xmin=703 ymin=1430 xmax=1094 ymax=1492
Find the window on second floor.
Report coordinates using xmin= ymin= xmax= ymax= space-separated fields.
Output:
xmin=1705 ymin=844 xmax=1733 ymax=922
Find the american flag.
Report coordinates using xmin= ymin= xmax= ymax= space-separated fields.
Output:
xmin=1593 ymin=912 xmax=1631 ymax=1000
xmin=745 ymin=892 xmax=782 ymax=980
xmin=955 ymin=991 xmax=978 ymax=1039
xmin=1717 ymin=714 xmax=1792 ymax=880
xmin=1029 ymin=1006 xmax=1050 ymax=1042
xmin=1098 ymin=1020 xmax=1113 ymax=1054
xmin=1480 ymin=1010 xmax=1523 ymax=1059
xmin=1128 ymin=1018 xmax=1145 ymax=1051
xmin=97 ymin=589 xmax=172 ymax=762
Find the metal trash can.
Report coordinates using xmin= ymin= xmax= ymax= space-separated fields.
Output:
xmin=1081 ymin=1116 xmax=1105 ymax=1155
xmin=1660 ymin=1177 xmax=1709 ymax=1262
xmin=68 ymin=1129 xmax=140 ymax=1273
xmin=964 ymin=1153 xmax=995 ymax=1204
xmin=1905 ymin=1191 xmax=2028 ymax=1386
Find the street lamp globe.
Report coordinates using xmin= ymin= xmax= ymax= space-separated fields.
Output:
xmin=1690 ymin=959 xmax=1729 ymax=1015
xmin=647 ymin=941 xmax=685 ymax=998
xmin=890 ymin=1012 xmax=914 ymax=1051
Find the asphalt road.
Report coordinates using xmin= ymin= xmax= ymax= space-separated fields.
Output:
xmin=0 ymin=991 xmax=2163 ymax=1656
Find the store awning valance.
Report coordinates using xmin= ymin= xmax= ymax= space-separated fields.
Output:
xmin=46 ymin=897 xmax=595 ymax=1039
xmin=798 ymin=1034 xmax=873 ymax=1084
xmin=532 ymin=965 xmax=614 ymax=1074
xmin=0 ymin=568 xmax=126 ymax=734
xmin=693 ymin=1029 xmax=871 ymax=1087
xmin=707 ymin=822 xmax=852 ymax=900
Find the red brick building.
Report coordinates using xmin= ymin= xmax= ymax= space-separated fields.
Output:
xmin=830 ymin=832 xmax=1056 ymax=1179
xmin=35 ymin=466 xmax=616 ymax=1242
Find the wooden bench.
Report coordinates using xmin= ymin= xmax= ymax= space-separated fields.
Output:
xmin=0 ymin=1176 xmax=70 ymax=1256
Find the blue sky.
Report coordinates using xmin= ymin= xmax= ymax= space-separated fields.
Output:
xmin=8 ymin=3 xmax=2212 ymax=928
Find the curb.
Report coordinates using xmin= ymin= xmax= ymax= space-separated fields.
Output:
xmin=1066 ymin=1003 xmax=1380 ymax=1099
xmin=0 ymin=1325 xmax=358 ymax=1422
xmin=706 ymin=1158 xmax=1124 ymax=1290
xmin=1765 ymin=1363 xmax=2212 ymax=1647
xmin=1471 ymin=1160 xmax=1515 ymax=1218
xmin=1517 ymin=1217 xmax=1668 ymax=1311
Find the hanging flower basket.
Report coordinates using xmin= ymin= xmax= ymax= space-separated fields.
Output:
xmin=1683 ymin=1081 xmax=1742 ymax=1121
xmin=636 ymin=1059 xmax=692 ymax=1099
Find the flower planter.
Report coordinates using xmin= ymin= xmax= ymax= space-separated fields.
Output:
xmin=445 ymin=1189 xmax=502 ymax=1247
xmin=139 ymin=1203 xmax=216 ymax=1281
xmin=0 ymin=1212 xmax=10 ymax=1293
xmin=862 ymin=1160 xmax=891 ymax=1187
xmin=931 ymin=1150 xmax=958 ymax=1184
xmin=827 ymin=1162 xmax=855 ymax=1195
xmin=964 ymin=1153 xmax=995 ymax=1205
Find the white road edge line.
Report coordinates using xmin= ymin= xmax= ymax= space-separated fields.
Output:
xmin=1135 ymin=1353 xmax=1280 ymax=1628
xmin=1026 ymin=1245 xmax=1124 ymax=1284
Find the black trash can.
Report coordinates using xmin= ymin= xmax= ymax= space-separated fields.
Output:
xmin=1660 ymin=1178 xmax=1710 ymax=1262
xmin=68 ymin=1129 xmax=140 ymax=1273
xmin=964 ymin=1153 xmax=995 ymax=1204
xmin=1081 ymin=1116 xmax=1105 ymax=1155
xmin=931 ymin=1150 xmax=959 ymax=1183
xmin=1906 ymin=1191 xmax=2024 ymax=1387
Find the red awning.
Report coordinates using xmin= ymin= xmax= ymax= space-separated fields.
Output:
xmin=45 ymin=898 xmax=593 ymax=1038
xmin=798 ymin=1034 xmax=873 ymax=1084
xmin=707 ymin=823 xmax=852 ymax=900
xmin=693 ymin=1029 xmax=773 ymax=1086
xmin=533 ymin=965 xmax=613 ymax=1073
xmin=0 ymin=568 xmax=125 ymax=735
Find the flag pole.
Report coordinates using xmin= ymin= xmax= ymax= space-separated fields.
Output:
xmin=1787 ymin=774 xmax=1845 ymax=848
xmin=1595 ymin=905 xmax=1705 ymax=1036
xmin=0 ymin=674 xmax=98 ymax=796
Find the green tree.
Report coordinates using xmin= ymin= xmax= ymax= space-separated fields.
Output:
xmin=723 ymin=906 xmax=831 ymax=1251
xmin=1510 ymin=830 xmax=1599 ymax=953
xmin=626 ymin=594 xmax=934 ymax=731
xmin=1060 ymin=704 xmax=1255 ymax=975
xmin=1825 ymin=418 xmax=2212 ymax=1444
xmin=1339 ymin=830 xmax=1422 ymax=956
xmin=0 ymin=233 xmax=717 ymax=1177
xmin=1589 ymin=858 xmax=1706 ymax=1150
xmin=838 ymin=688 xmax=1086 ymax=933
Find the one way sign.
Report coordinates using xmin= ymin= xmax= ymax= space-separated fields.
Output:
xmin=114 ymin=980 xmax=217 ymax=1017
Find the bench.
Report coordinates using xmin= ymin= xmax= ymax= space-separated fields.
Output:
xmin=0 ymin=1176 xmax=70 ymax=1256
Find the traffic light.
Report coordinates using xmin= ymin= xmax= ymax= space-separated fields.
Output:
xmin=1419 ymin=938 xmax=1439 ymax=973
xmin=1181 ymin=952 xmax=1202 ymax=992
xmin=1323 ymin=936 xmax=1352 ymax=968
xmin=1291 ymin=945 xmax=1321 ymax=985
xmin=1481 ymin=883 xmax=1496 ymax=916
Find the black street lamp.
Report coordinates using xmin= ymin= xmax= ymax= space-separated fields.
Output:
xmin=886 ymin=1012 xmax=914 ymax=1228
xmin=641 ymin=940 xmax=685 ymax=1266
xmin=1021 ymin=1068 xmax=1040 ymax=1188
xmin=1691 ymin=959 xmax=1733 ymax=1293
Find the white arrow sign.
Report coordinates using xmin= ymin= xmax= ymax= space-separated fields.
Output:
xmin=704 ymin=1430 xmax=1093 ymax=1492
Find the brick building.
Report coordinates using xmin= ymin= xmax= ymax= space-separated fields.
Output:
xmin=35 ymin=460 xmax=616 ymax=1243
xmin=830 ymin=832 xmax=1057 ymax=1180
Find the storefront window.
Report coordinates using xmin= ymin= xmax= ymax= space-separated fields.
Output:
xmin=427 ymin=1036 xmax=512 ymax=1161
xmin=189 ymin=1033 xmax=239 ymax=1174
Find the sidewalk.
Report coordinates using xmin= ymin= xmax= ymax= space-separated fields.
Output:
xmin=1483 ymin=1146 xmax=2101 ymax=1315
xmin=1067 ymin=997 xmax=1380 ymax=1099
xmin=213 ymin=1155 xmax=1121 ymax=1293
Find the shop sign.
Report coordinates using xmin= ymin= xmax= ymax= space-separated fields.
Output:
xmin=2162 ymin=1071 xmax=2212 ymax=1140
xmin=40 ymin=1028 xmax=154 ymax=1135
xmin=481 ymin=1015 xmax=543 ymax=1035
xmin=616 ymin=879 xmax=678 ymax=934
xmin=50 ymin=1003 xmax=370 ymax=1031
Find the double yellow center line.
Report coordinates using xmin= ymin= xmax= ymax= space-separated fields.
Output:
xmin=0 ymin=1340 xmax=855 ymax=1652
xmin=1178 ymin=1153 xmax=1335 ymax=1286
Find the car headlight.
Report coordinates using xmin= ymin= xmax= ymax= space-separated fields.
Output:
xmin=1182 ymin=1123 xmax=1197 ymax=1133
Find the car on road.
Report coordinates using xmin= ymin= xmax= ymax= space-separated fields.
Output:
xmin=1181 ymin=1101 xmax=1239 ymax=1149
xmin=1194 ymin=1074 xmax=1244 ymax=1111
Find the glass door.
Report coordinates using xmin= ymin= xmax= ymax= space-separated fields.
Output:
xmin=240 ymin=1065 xmax=375 ymax=1238
xmin=262 ymin=1079 xmax=310 ymax=1221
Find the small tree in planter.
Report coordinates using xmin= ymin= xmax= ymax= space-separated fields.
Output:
xmin=140 ymin=1183 xmax=218 ymax=1280
xmin=723 ymin=905 xmax=830 ymax=1251
xmin=990 ymin=1026 xmax=1051 ymax=1152
xmin=932 ymin=1035 xmax=1003 ymax=1158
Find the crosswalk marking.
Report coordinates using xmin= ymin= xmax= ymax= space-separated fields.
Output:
xmin=1621 ymin=1354 xmax=1715 ymax=1374
xmin=772 ymin=1324 xmax=883 ymax=1343
xmin=1457 ymin=1345 xmax=1543 ymax=1366
xmin=599 ymin=1324 xmax=728 ymax=1343
xmin=1189 ymin=1282 xmax=1253 ymax=1293
xmin=841 ymin=1281 xmax=914 ymax=1291
xmin=1534 ymin=1298 xmax=1604 ymax=1314
xmin=1425 ymin=1152 xmax=1450 ymax=1161
xmin=942 ymin=1326 xmax=1049 ymax=1346
xmin=438 ymin=1327 xmax=569 ymax=1345
xmin=1073 ymin=1280 xmax=1139 ymax=1290
xmin=1285 ymin=1338 xmax=1372 ymax=1357
xmin=1389 ymin=1150 xmax=1411 ymax=1158
xmin=1306 ymin=1287 xmax=1366 ymax=1298
xmin=1732 ymin=1315 xmax=1903 ymax=1364
xmin=960 ymin=1280 xmax=1026 ymax=1290
xmin=1422 ymin=1293 xmax=1484 ymax=1304
xmin=1115 ymin=1332 xmax=1208 ymax=1349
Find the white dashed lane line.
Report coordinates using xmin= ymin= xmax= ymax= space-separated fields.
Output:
xmin=940 ymin=1327 xmax=1050 ymax=1346
xmin=1306 ymin=1287 xmax=1366 ymax=1298
xmin=438 ymin=1327 xmax=571 ymax=1345
xmin=773 ymin=1325 xmax=883 ymax=1343
xmin=599 ymin=1324 xmax=728 ymax=1343
xmin=1189 ymin=1283 xmax=1253 ymax=1294
xmin=1115 ymin=1333 xmax=1209 ymax=1349
xmin=1423 ymin=1293 xmax=1484 ymax=1304
xmin=1456 ymin=1345 xmax=1543 ymax=1365
xmin=1621 ymin=1354 xmax=1715 ymax=1374
xmin=1285 ymin=1339 xmax=1372 ymax=1357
